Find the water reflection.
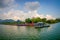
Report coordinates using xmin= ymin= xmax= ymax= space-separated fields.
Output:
xmin=17 ymin=26 xmax=41 ymax=37
xmin=0 ymin=23 xmax=60 ymax=40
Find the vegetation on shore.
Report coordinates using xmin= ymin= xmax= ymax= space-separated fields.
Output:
xmin=25 ymin=17 xmax=60 ymax=24
xmin=0 ymin=17 xmax=60 ymax=25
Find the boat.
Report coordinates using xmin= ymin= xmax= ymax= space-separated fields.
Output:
xmin=34 ymin=22 xmax=50 ymax=28
xmin=17 ymin=22 xmax=50 ymax=28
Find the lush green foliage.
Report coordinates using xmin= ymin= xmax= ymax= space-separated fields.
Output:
xmin=25 ymin=18 xmax=32 ymax=23
xmin=0 ymin=17 xmax=60 ymax=25
xmin=25 ymin=17 xmax=60 ymax=24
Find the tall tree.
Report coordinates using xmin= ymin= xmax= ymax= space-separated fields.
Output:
xmin=41 ymin=18 xmax=46 ymax=22
xmin=25 ymin=18 xmax=32 ymax=23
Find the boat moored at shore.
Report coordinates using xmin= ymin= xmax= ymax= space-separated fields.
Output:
xmin=17 ymin=22 xmax=50 ymax=28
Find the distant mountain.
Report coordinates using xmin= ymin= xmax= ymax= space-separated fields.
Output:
xmin=0 ymin=19 xmax=22 ymax=23
xmin=3 ymin=19 xmax=15 ymax=22
xmin=0 ymin=19 xmax=3 ymax=23
xmin=0 ymin=19 xmax=15 ymax=23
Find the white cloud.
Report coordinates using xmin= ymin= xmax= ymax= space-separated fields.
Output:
xmin=24 ymin=2 xmax=40 ymax=11
xmin=0 ymin=0 xmax=17 ymax=12
xmin=0 ymin=9 xmax=55 ymax=21
xmin=46 ymin=15 xmax=56 ymax=20
xmin=3 ymin=0 xmax=14 ymax=5
xmin=0 ymin=1 xmax=55 ymax=21
xmin=0 ymin=0 xmax=15 ymax=8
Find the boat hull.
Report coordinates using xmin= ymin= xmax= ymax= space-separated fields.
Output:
xmin=35 ymin=26 xmax=50 ymax=28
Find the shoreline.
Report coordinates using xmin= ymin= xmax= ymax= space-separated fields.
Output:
xmin=0 ymin=22 xmax=60 ymax=26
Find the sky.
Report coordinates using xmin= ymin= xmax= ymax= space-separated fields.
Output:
xmin=0 ymin=0 xmax=60 ymax=21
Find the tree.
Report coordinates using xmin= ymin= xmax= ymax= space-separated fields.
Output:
xmin=41 ymin=18 xmax=46 ymax=22
xmin=31 ymin=17 xmax=37 ymax=23
xmin=46 ymin=19 xmax=56 ymax=24
xmin=31 ymin=17 xmax=42 ymax=23
xmin=25 ymin=18 xmax=32 ymax=23
xmin=56 ymin=18 xmax=60 ymax=22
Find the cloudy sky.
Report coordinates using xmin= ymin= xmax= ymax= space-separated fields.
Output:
xmin=0 ymin=0 xmax=60 ymax=21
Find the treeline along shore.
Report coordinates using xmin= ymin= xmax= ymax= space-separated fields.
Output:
xmin=0 ymin=17 xmax=60 ymax=25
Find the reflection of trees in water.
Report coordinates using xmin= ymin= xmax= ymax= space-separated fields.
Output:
xmin=17 ymin=26 xmax=41 ymax=36
xmin=17 ymin=26 xmax=26 ymax=32
xmin=16 ymin=26 xmax=50 ymax=38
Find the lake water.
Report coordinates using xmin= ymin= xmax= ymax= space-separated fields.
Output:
xmin=0 ymin=23 xmax=60 ymax=40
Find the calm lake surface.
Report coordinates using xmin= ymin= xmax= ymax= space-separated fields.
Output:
xmin=0 ymin=23 xmax=60 ymax=40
